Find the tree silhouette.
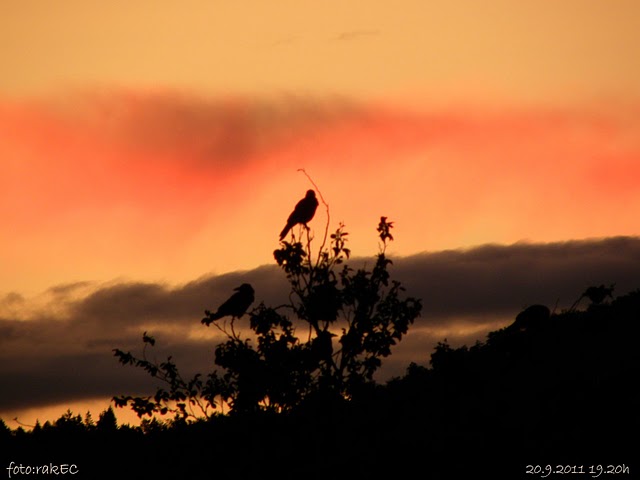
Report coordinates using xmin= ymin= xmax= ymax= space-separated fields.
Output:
xmin=96 ymin=406 xmax=118 ymax=433
xmin=113 ymin=204 xmax=421 ymax=419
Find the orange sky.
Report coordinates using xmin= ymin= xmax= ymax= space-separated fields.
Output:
xmin=2 ymin=1 xmax=640 ymax=103
xmin=2 ymin=1 xmax=639 ymax=296
xmin=1 ymin=1 xmax=640 ymax=425
xmin=2 ymin=96 xmax=639 ymax=295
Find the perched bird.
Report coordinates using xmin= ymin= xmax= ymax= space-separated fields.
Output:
xmin=583 ymin=284 xmax=615 ymax=305
xmin=279 ymin=189 xmax=319 ymax=240
xmin=510 ymin=304 xmax=550 ymax=331
xmin=202 ymin=283 xmax=255 ymax=326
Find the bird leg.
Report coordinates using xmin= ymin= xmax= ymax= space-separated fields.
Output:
xmin=230 ymin=317 xmax=239 ymax=340
xmin=211 ymin=319 xmax=233 ymax=340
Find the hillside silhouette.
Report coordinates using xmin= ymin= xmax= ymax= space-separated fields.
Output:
xmin=3 ymin=288 xmax=638 ymax=478
xmin=3 ymin=192 xmax=638 ymax=478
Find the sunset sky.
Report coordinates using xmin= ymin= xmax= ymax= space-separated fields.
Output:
xmin=2 ymin=1 xmax=640 ymax=426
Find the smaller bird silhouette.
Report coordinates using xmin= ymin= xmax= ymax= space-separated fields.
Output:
xmin=202 ymin=283 xmax=255 ymax=326
xmin=510 ymin=304 xmax=550 ymax=331
xmin=583 ymin=284 xmax=615 ymax=305
xmin=279 ymin=189 xmax=319 ymax=240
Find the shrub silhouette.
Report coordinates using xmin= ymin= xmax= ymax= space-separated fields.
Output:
xmin=113 ymin=213 xmax=422 ymax=418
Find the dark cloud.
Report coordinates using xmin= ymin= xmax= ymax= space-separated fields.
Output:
xmin=1 ymin=237 xmax=639 ymax=413
xmin=46 ymin=281 xmax=93 ymax=297
xmin=394 ymin=236 xmax=640 ymax=322
xmin=70 ymin=265 xmax=288 ymax=326
xmin=1 ymin=292 xmax=24 ymax=305
xmin=70 ymin=92 xmax=362 ymax=166
xmin=0 ymin=342 xmax=215 ymax=411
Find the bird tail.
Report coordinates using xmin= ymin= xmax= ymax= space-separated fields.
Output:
xmin=279 ymin=223 xmax=292 ymax=241
xmin=201 ymin=310 xmax=222 ymax=326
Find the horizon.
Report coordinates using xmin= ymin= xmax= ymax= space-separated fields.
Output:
xmin=2 ymin=236 xmax=640 ymax=428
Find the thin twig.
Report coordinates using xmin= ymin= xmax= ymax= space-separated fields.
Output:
xmin=297 ymin=168 xmax=330 ymax=268
xmin=13 ymin=417 xmax=35 ymax=429
xmin=212 ymin=320 xmax=235 ymax=341
xmin=230 ymin=318 xmax=239 ymax=341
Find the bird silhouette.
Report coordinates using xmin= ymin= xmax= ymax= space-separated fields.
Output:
xmin=510 ymin=304 xmax=550 ymax=331
xmin=202 ymin=283 xmax=255 ymax=326
xmin=279 ymin=189 xmax=319 ymax=240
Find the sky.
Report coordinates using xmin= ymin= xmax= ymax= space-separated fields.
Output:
xmin=1 ymin=0 xmax=640 ymax=426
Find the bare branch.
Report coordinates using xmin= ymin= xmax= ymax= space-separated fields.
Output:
xmin=297 ymin=168 xmax=331 ymax=267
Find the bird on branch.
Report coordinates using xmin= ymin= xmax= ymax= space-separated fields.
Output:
xmin=202 ymin=283 xmax=255 ymax=326
xmin=279 ymin=189 xmax=319 ymax=240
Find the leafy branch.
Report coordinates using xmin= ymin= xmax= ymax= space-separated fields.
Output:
xmin=113 ymin=191 xmax=421 ymax=419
